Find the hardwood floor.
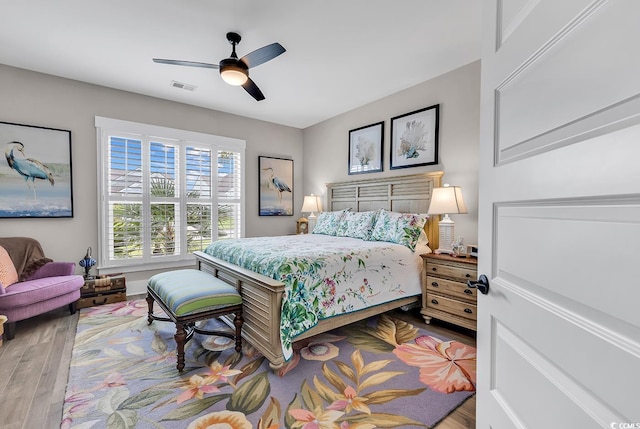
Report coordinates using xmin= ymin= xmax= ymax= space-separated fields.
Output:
xmin=0 ymin=306 xmax=78 ymax=429
xmin=0 ymin=300 xmax=476 ymax=429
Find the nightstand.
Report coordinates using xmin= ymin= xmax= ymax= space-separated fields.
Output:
xmin=421 ymin=253 xmax=478 ymax=331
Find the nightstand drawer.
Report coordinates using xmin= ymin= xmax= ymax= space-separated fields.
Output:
xmin=426 ymin=275 xmax=477 ymax=301
xmin=426 ymin=263 xmax=476 ymax=282
xmin=426 ymin=294 xmax=477 ymax=321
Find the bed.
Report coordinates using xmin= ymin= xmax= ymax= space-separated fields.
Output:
xmin=194 ymin=171 xmax=443 ymax=369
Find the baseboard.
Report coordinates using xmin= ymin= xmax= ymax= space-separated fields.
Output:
xmin=126 ymin=279 xmax=147 ymax=296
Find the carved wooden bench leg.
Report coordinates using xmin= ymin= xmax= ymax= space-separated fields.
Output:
xmin=146 ymin=295 xmax=154 ymax=325
xmin=233 ymin=310 xmax=243 ymax=353
xmin=175 ymin=322 xmax=187 ymax=372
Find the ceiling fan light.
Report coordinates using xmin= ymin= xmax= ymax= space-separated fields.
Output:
xmin=220 ymin=66 xmax=248 ymax=86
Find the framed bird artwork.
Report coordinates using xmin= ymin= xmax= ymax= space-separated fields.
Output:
xmin=0 ymin=121 xmax=73 ymax=218
xmin=258 ymin=156 xmax=293 ymax=216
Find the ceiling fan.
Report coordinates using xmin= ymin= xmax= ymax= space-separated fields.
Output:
xmin=153 ymin=32 xmax=286 ymax=101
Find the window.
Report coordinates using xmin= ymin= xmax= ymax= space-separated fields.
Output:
xmin=95 ymin=117 xmax=245 ymax=272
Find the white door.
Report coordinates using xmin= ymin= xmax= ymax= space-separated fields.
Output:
xmin=477 ymin=0 xmax=640 ymax=427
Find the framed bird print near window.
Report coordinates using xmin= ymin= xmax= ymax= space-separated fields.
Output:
xmin=0 ymin=121 xmax=73 ymax=218
xmin=259 ymin=156 xmax=293 ymax=216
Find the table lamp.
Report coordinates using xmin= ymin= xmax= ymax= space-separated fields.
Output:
xmin=300 ymin=194 xmax=320 ymax=232
xmin=427 ymin=184 xmax=467 ymax=254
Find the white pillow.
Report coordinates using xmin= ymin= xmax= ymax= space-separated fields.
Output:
xmin=414 ymin=230 xmax=432 ymax=254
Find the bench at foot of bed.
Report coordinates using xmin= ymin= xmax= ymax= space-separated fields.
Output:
xmin=146 ymin=269 xmax=244 ymax=372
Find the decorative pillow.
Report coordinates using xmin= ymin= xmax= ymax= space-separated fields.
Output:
xmin=369 ymin=210 xmax=428 ymax=250
xmin=0 ymin=245 xmax=19 ymax=289
xmin=312 ymin=209 xmax=349 ymax=235
xmin=336 ymin=210 xmax=379 ymax=240
xmin=369 ymin=209 xmax=398 ymax=242
xmin=395 ymin=213 xmax=428 ymax=250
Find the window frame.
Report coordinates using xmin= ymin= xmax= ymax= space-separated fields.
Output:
xmin=95 ymin=116 xmax=245 ymax=274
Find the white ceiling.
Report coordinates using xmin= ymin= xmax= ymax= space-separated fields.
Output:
xmin=0 ymin=1 xmax=482 ymax=129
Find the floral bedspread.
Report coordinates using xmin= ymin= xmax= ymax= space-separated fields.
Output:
xmin=204 ymin=234 xmax=423 ymax=360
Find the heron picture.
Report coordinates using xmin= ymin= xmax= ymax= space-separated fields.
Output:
xmin=259 ymin=156 xmax=293 ymax=216
xmin=0 ymin=121 xmax=73 ymax=218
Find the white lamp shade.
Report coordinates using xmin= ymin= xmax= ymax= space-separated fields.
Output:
xmin=427 ymin=185 xmax=468 ymax=215
xmin=301 ymin=195 xmax=320 ymax=214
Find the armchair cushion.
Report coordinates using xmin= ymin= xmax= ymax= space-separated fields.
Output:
xmin=0 ymin=275 xmax=83 ymax=308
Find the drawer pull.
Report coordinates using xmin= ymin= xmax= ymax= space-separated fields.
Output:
xmin=464 ymin=289 xmax=473 ymax=295
xmin=431 ymin=267 xmax=437 ymax=271
xmin=465 ymin=273 xmax=471 ymax=278
xmin=464 ymin=308 xmax=473 ymax=314
xmin=93 ymin=297 xmax=108 ymax=305
xmin=431 ymin=281 xmax=439 ymax=287
xmin=431 ymin=299 xmax=439 ymax=305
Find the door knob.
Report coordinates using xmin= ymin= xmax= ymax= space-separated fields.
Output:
xmin=467 ymin=274 xmax=490 ymax=295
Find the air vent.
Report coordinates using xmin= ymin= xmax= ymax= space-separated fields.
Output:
xmin=170 ymin=81 xmax=197 ymax=91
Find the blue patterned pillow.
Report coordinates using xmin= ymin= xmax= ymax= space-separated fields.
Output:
xmin=369 ymin=210 xmax=428 ymax=250
xmin=336 ymin=210 xmax=379 ymax=240
xmin=312 ymin=209 xmax=349 ymax=235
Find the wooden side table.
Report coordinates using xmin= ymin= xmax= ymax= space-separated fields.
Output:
xmin=421 ymin=253 xmax=478 ymax=331
xmin=78 ymin=273 xmax=127 ymax=309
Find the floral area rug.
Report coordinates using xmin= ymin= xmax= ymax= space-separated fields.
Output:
xmin=62 ymin=300 xmax=476 ymax=429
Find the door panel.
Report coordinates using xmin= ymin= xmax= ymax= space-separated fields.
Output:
xmin=492 ymin=321 xmax=618 ymax=427
xmin=496 ymin=200 xmax=640 ymax=322
xmin=478 ymin=0 xmax=640 ymax=426
xmin=496 ymin=2 xmax=640 ymax=163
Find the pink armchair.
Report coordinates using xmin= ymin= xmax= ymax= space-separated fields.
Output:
xmin=0 ymin=237 xmax=84 ymax=340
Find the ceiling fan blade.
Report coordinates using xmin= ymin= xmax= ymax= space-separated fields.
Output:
xmin=242 ymin=78 xmax=265 ymax=101
xmin=240 ymin=43 xmax=286 ymax=69
xmin=153 ymin=58 xmax=219 ymax=69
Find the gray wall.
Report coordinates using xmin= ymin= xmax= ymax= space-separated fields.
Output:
xmin=302 ymin=61 xmax=480 ymax=247
xmin=0 ymin=64 xmax=303 ymax=285
xmin=0 ymin=60 xmax=480 ymax=291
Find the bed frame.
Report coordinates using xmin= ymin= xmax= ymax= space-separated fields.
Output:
xmin=194 ymin=171 xmax=443 ymax=370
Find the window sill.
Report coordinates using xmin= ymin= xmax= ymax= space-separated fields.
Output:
xmin=97 ymin=257 xmax=197 ymax=275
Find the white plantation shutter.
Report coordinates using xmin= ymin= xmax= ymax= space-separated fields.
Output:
xmin=217 ymin=150 xmax=242 ymax=240
xmin=96 ymin=117 xmax=245 ymax=271
xmin=108 ymin=136 xmax=143 ymax=261
xmin=186 ymin=145 xmax=213 ymax=253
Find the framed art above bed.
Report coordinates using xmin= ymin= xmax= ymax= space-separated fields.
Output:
xmin=348 ymin=121 xmax=384 ymax=175
xmin=390 ymin=104 xmax=439 ymax=170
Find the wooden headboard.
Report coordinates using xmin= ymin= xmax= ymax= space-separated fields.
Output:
xmin=325 ymin=171 xmax=444 ymax=250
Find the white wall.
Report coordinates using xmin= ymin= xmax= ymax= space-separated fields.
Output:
xmin=302 ymin=61 xmax=480 ymax=246
xmin=0 ymin=64 xmax=303 ymax=291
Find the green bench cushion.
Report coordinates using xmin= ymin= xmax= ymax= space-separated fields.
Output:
xmin=148 ymin=269 xmax=241 ymax=316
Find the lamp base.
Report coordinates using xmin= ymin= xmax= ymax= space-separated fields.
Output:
xmin=436 ymin=215 xmax=455 ymax=255
xmin=308 ymin=213 xmax=317 ymax=233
